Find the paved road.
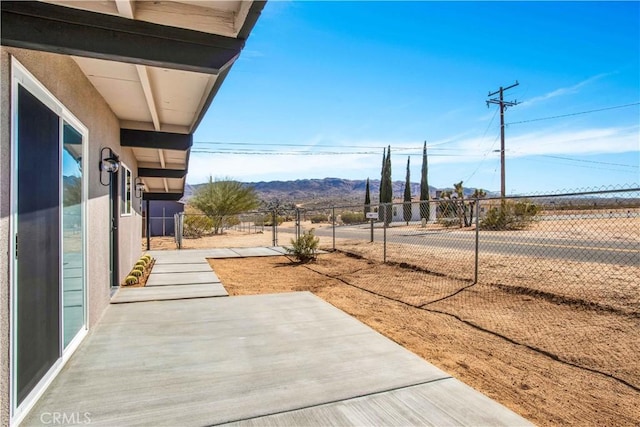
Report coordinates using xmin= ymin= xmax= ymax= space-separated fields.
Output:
xmin=306 ymin=224 xmax=639 ymax=266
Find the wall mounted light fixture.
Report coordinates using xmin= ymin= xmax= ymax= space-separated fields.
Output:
xmin=134 ymin=177 xmax=146 ymax=198
xmin=99 ymin=147 xmax=120 ymax=186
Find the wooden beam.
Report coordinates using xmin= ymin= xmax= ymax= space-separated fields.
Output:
xmin=143 ymin=192 xmax=184 ymax=201
xmin=1 ymin=1 xmax=243 ymax=74
xmin=137 ymin=168 xmax=187 ymax=179
xmin=120 ymin=129 xmax=192 ymax=151
xmin=115 ymin=0 xmax=135 ymax=19
xmin=135 ymin=65 xmax=160 ymax=131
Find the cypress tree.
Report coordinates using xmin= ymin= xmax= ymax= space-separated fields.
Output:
xmin=419 ymin=141 xmax=430 ymax=220
xmin=403 ymin=156 xmax=412 ymax=224
xmin=382 ymin=145 xmax=393 ymax=224
xmin=364 ymin=178 xmax=371 ymax=216
xmin=378 ymin=149 xmax=386 ymax=221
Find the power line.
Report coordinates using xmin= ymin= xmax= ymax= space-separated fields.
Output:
xmin=190 ymin=149 xmax=478 ymax=157
xmin=519 ymin=157 xmax=638 ymax=173
xmin=537 ymin=154 xmax=638 ymax=168
xmin=193 ymin=141 xmax=458 ymax=151
xmin=507 ymin=102 xmax=640 ymax=125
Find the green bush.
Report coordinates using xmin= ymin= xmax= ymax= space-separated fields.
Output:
xmin=341 ymin=211 xmax=365 ymax=225
xmin=183 ymin=215 xmax=214 ymax=238
xmin=310 ymin=214 xmax=328 ymax=224
xmin=480 ymin=201 xmax=540 ymax=230
xmin=286 ymin=229 xmax=320 ymax=263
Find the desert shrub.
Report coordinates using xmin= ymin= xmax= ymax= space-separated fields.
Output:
xmin=260 ymin=214 xmax=285 ymax=226
xmin=437 ymin=218 xmax=460 ymax=228
xmin=341 ymin=211 xmax=365 ymax=225
xmin=480 ymin=201 xmax=540 ymax=230
xmin=310 ymin=214 xmax=328 ymax=224
xmin=183 ymin=215 xmax=214 ymax=238
xmin=286 ymin=229 xmax=320 ymax=263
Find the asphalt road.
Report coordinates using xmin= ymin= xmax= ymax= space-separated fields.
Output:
xmin=307 ymin=223 xmax=639 ymax=267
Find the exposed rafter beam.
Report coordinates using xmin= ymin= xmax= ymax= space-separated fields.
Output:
xmin=138 ymin=168 xmax=186 ymax=179
xmin=120 ymin=129 xmax=192 ymax=151
xmin=158 ymin=148 xmax=166 ymax=169
xmin=143 ymin=192 xmax=184 ymax=201
xmin=115 ymin=0 xmax=135 ymax=19
xmin=1 ymin=1 xmax=243 ymax=74
xmin=135 ymin=65 xmax=160 ymax=131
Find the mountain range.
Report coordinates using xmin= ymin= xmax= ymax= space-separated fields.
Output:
xmin=186 ymin=178 xmax=493 ymax=208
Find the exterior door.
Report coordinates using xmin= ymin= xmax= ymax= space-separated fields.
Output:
xmin=15 ymin=85 xmax=61 ymax=405
xmin=110 ymin=166 xmax=119 ymax=289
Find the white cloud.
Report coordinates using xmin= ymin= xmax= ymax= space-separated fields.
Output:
xmin=186 ymin=125 xmax=639 ymax=184
xmin=520 ymin=73 xmax=613 ymax=107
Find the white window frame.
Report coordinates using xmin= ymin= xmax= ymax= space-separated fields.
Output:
xmin=120 ymin=164 xmax=132 ymax=216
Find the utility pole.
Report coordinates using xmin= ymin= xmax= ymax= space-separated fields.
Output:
xmin=487 ymin=81 xmax=519 ymax=201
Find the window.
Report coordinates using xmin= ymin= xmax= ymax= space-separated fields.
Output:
xmin=121 ymin=165 xmax=132 ymax=215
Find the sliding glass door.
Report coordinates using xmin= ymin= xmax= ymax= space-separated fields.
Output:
xmin=11 ymin=60 xmax=88 ymax=414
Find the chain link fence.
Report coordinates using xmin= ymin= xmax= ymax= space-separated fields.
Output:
xmin=289 ymin=186 xmax=639 ymax=394
xmin=164 ymin=185 xmax=639 ymax=413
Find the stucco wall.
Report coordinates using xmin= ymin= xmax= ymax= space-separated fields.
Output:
xmin=0 ymin=47 xmax=143 ymax=423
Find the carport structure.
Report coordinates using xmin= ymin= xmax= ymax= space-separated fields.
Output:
xmin=1 ymin=1 xmax=264 ymax=424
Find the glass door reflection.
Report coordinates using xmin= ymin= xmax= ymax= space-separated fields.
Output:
xmin=62 ymin=123 xmax=85 ymax=348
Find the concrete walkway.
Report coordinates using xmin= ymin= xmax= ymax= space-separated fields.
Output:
xmin=111 ymin=247 xmax=290 ymax=304
xmin=22 ymin=292 xmax=531 ymax=426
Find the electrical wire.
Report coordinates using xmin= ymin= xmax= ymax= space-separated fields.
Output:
xmin=507 ymin=102 xmax=640 ymax=125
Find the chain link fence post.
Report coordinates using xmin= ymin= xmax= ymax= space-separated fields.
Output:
xmin=332 ymin=207 xmax=336 ymax=250
xmin=295 ymin=208 xmax=301 ymax=240
xmin=271 ymin=209 xmax=278 ymax=247
xmin=383 ymin=203 xmax=388 ymax=263
xmin=474 ymin=198 xmax=480 ymax=284
xmin=174 ymin=212 xmax=183 ymax=249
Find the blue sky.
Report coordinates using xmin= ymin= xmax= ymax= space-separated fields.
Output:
xmin=190 ymin=1 xmax=639 ymax=194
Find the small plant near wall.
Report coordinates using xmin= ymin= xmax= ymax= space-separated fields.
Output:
xmin=122 ymin=254 xmax=155 ymax=287
xmin=286 ymin=229 xmax=320 ymax=263
xmin=125 ymin=275 xmax=138 ymax=286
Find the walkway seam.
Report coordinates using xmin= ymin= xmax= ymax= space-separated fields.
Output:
xmin=209 ymin=376 xmax=453 ymax=426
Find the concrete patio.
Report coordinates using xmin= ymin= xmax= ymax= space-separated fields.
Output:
xmin=21 ymin=249 xmax=532 ymax=426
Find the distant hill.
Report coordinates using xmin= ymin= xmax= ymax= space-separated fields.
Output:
xmin=185 ymin=178 xmax=493 ymax=208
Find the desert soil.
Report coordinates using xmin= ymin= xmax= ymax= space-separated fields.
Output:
xmin=208 ymin=252 xmax=640 ymax=427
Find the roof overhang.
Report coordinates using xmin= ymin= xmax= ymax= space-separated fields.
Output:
xmin=1 ymin=0 xmax=265 ymax=200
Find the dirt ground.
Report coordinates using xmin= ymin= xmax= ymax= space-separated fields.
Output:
xmin=209 ymin=252 xmax=639 ymax=427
